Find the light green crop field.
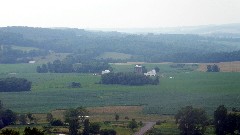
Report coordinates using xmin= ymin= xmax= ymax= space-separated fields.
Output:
xmin=11 ymin=45 xmax=40 ymax=52
xmin=0 ymin=63 xmax=240 ymax=115
xmin=97 ymin=52 xmax=132 ymax=60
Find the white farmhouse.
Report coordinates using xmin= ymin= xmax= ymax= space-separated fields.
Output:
xmin=102 ymin=70 xmax=110 ymax=75
xmin=144 ymin=69 xmax=156 ymax=76
xmin=28 ymin=61 xmax=36 ymax=64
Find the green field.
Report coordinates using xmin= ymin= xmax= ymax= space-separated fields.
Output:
xmin=0 ymin=63 xmax=240 ymax=115
xmin=97 ymin=52 xmax=132 ymax=60
xmin=11 ymin=45 xmax=40 ymax=52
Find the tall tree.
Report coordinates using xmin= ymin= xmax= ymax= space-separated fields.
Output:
xmin=18 ymin=114 xmax=27 ymax=125
xmin=175 ymin=106 xmax=208 ymax=135
xmin=214 ymin=105 xmax=227 ymax=135
xmin=46 ymin=113 xmax=53 ymax=123
xmin=115 ymin=114 xmax=119 ymax=121
xmin=1 ymin=109 xmax=17 ymax=126
xmin=65 ymin=107 xmax=88 ymax=135
xmin=128 ymin=119 xmax=138 ymax=131
xmin=82 ymin=119 xmax=90 ymax=135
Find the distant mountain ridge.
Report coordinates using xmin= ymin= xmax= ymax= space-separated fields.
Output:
xmin=1 ymin=25 xmax=240 ymax=63
xmin=91 ymin=23 xmax=240 ymax=37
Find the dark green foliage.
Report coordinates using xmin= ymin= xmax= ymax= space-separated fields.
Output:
xmin=36 ymin=64 xmax=48 ymax=73
xmin=142 ymin=66 xmax=148 ymax=73
xmin=154 ymin=67 xmax=160 ymax=73
xmin=207 ymin=64 xmax=220 ymax=72
xmin=0 ymin=129 xmax=20 ymax=135
xmin=50 ymin=119 xmax=64 ymax=126
xmin=128 ymin=119 xmax=138 ymax=131
xmin=18 ymin=114 xmax=27 ymax=125
xmin=100 ymin=129 xmax=117 ymax=135
xmin=0 ymin=101 xmax=2 ymax=110
xmin=24 ymin=127 xmax=44 ymax=135
xmin=82 ymin=119 xmax=90 ymax=135
xmin=2 ymin=26 xmax=240 ymax=64
xmin=65 ymin=107 xmax=88 ymax=135
xmin=213 ymin=105 xmax=240 ymax=135
xmin=37 ymin=59 xmax=111 ymax=73
xmin=89 ymin=122 xmax=100 ymax=134
xmin=71 ymin=82 xmax=81 ymax=88
xmin=0 ymin=45 xmax=46 ymax=64
xmin=27 ymin=113 xmax=34 ymax=123
xmin=46 ymin=113 xmax=53 ymax=122
xmin=225 ymin=113 xmax=237 ymax=134
xmin=69 ymin=119 xmax=79 ymax=135
xmin=115 ymin=114 xmax=119 ymax=121
xmin=214 ymin=105 xmax=227 ymax=135
xmin=101 ymin=72 xmax=159 ymax=85
xmin=0 ymin=109 xmax=17 ymax=127
xmin=175 ymin=106 xmax=208 ymax=135
xmin=0 ymin=101 xmax=18 ymax=129
xmin=0 ymin=77 xmax=31 ymax=92
xmin=145 ymin=128 xmax=162 ymax=135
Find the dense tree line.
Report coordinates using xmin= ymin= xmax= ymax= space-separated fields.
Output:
xmin=2 ymin=26 xmax=240 ymax=63
xmin=37 ymin=59 xmax=111 ymax=73
xmin=101 ymin=72 xmax=159 ymax=85
xmin=0 ymin=45 xmax=47 ymax=64
xmin=0 ymin=77 xmax=31 ymax=92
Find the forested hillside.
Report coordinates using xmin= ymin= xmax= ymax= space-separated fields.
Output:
xmin=1 ymin=26 xmax=240 ymax=63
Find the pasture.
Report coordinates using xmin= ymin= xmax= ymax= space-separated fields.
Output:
xmin=97 ymin=52 xmax=132 ymax=60
xmin=0 ymin=63 xmax=240 ymax=116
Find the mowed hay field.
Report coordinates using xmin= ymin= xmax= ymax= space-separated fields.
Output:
xmin=0 ymin=63 xmax=240 ymax=115
xmin=198 ymin=61 xmax=240 ymax=72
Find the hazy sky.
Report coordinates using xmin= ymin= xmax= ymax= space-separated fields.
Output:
xmin=0 ymin=0 xmax=240 ymax=28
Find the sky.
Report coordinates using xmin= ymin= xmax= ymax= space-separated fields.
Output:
xmin=0 ymin=0 xmax=240 ymax=28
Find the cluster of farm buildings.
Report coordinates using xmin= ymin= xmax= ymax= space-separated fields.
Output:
xmin=101 ymin=65 xmax=156 ymax=76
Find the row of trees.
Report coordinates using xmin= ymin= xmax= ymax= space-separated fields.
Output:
xmin=0 ymin=77 xmax=31 ymax=92
xmin=37 ymin=59 xmax=112 ymax=73
xmin=0 ymin=127 xmax=44 ymax=135
xmin=175 ymin=105 xmax=240 ymax=135
xmin=64 ymin=107 xmax=117 ymax=135
xmin=101 ymin=72 xmax=159 ymax=85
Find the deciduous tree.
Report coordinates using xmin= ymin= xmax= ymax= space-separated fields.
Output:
xmin=175 ymin=106 xmax=208 ymax=135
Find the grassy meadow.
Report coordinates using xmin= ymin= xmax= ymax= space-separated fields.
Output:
xmin=0 ymin=62 xmax=240 ymax=116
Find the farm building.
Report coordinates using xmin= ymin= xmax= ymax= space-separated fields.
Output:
xmin=28 ymin=61 xmax=36 ymax=64
xmin=134 ymin=65 xmax=142 ymax=74
xmin=144 ymin=69 xmax=156 ymax=76
xmin=102 ymin=70 xmax=110 ymax=74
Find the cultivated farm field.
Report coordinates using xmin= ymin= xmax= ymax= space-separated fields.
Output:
xmin=0 ymin=63 xmax=240 ymax=116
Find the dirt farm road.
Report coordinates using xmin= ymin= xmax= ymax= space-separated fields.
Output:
xmin=134 ymin=122 xmax=156 ymax=135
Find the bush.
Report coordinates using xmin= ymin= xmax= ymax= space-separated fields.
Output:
xmin=0 ymin=129 xmax=20 ymax=135
xmin=50 ymin=119 xmax=64 ymax=126
xmin=100 ymin=129 xmax=116 ymax=135
xmin=89 ymin=122 xmax=100 ymax=134
xmin=70 ymin=82 xmax=81 ymax=88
